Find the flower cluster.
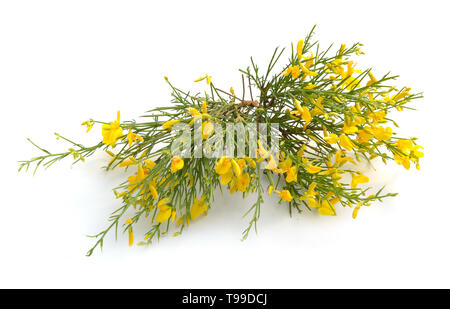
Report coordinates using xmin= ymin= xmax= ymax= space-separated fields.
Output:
xmin=20 ymin=27 xmax=423 ymax=255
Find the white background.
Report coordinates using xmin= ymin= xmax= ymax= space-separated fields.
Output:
xmin=1 ymin=0 xmax=449 ymax=288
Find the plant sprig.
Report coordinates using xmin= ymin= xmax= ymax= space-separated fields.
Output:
xmin=19 ymin=27 xmax=423 ymax=255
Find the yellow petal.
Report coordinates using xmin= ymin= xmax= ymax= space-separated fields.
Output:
xmin=279 ymin=190 xmax=293 ymax=202
xmin=285 ymin=166 xmax=298 ymax=183
xmin=351 ymin=174 xmax=369 ymax=189
xmin=220 ymin=169 xmax=233 ymax=185
xmin=318 ymin=200 xmax=336 ymax=216
xmin=215 ymin=156 xmax=231 ymax=175
xmin=202 ymin=121 xmax=214 ymax=139
xmin=339 ymin=134 xmax=355 ymax=151
xmin=264 ymin=155 xmax=277 ymax=171
xmin=162 ymin=119 xmax=180 ymax=130
xmin=194 ymin=76 xmax=206 ymax=82
xmin=144 ymin=159 xmax=156 ymax=170
xmin=306 ymin=165 xmax=322 ymax=174
xmin=156 ymin=209 xmax=172 ymax=223
xmin=149 ymin=185 xmax=158 ymax=200
xmin=297 ymin=40 xmax=304 ymax=60
xmin=231 ymin=159 xmax=242 ymax=176
xmin=352 ymin=206 xmax=360 ymax=219
xmin=301 ymin=106 xmax=312 ymax=124
xmin=324 ymin=133 xmax=339 ymax=144
xmin=128 ymin=228 xmax=134 ymax=246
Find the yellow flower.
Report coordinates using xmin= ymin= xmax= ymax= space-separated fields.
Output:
xmin=304 ymin=84 xmax=316 ymax=90
xmin=215 ymin=156 xmax=232 ymax=175
xmin=264 ymin=155 xmax=278 ymax=171
xmin=119 ymin=156 xmax=137 ymax=167
xmin=304 ymin=51 xmax=315 ymax=69
xmin=367 ymin=72 xmax=377 ymax=86
xmin=201 ymin=121 xmax=214 ymax=139
xmin=171 ymin=156 xmax=184 ymax=173
xmin=343 ymin=120 xmax=358 ymax=135
xmin=277 ymin=190 xmax=293 ymax=202
xmin=368 ymin=111 xmax=386 ymax=125
xmin=372 ymin=126 xmax=392 ymax=141
xmin=157 ymin=197 xmax=170 ymax=207
xmin=301 ymin=106 xmax=312 ymax=124
xmin=144 ymin=159 xmax=156 ymax=170
xmin=391 ymin=88 xmax=410 ymax=102
xmin=283 ymin=65 xmax=301 ymax=79
xmin=300 ymin=182 xmax=318 ymax=208
xmin=341 ymin=60 xmax=355 ymax=79
xmin=194 ymin=75 xmax=211 ymax=85
xmin=306 ymin=165 xmax=322 ymax=174
xmin=190 ymin=196 xmax=208 ymax=220
xmin=328 ymin=58 xmax=344 ymax=75
xmin=257 ymin=139 xmax=269 ymax=159
xmin=410 ymin=145 xmax=424 ymax=161
xmin=339 ymin=134 xmax=355 ymax=151
xmin=318 ymin=200 xmax=336 ymax=216
xmin=128 ymin=164 xmax=146 ymax=192
xmin=236 ymin=173 xmax=251 ymax=192
xmin=81 ymin=120 xmax=94 ymax=132
xmin=397 ymin=139 xmax=413 ymax=153
xmin=268 ymin=185 xmax=274 ymax=196
xmin=114 ymin=190 xmax=127 ymax=199
xmin=202 ymin=101 xmax=208 ymax=114
xmin=324 ymin=133 xmax=339 ymax=144
xmin=394 ymin=154 xmax=411 ymax=170
xmin=291 ymin=99 xmax=312 ymax=125
xmin=162 ymin=119 xmax=180 ymax=130
xmin=335 ymin=150 xmax=355 ymax=166
xmin=393 ymin=140 xmax=422 ymax=169
xmin=101 ymin=111 xmax=123 ymax=147
xmin=275 ymin=190 xmax=292 ymax=202
xmin=285 ymin=166 xmax=298 ymax=183
xmin=299 ymin=63 xmax=318 ymax=76
xmin=126 ymin=130 xmax=143 ymax=147
xmin=354 ymin=116 xmax=365 ymax=126
xmin=149 ymin=184 xmax=158 ymax=200
xmin=311 ymin=96 xmax=325 ymax=116
xmin=156 ymin=206 xmax=175 ymax=223
xmin=357 ymin=129 xmax=373 ymax=144
xmin=156 ymin=198 xmax=176 ymax=223
xmin=351 ymin=173 xmax=369 ymax=189
xmin=343 ymin=76 xmax=361 ymax=90
xmin=188 ymin=107 xmax=201 ymax=118
xmin=278 ymin=157 xmax=291 ymax=172
xmin=176 ymin=216 xmax=190 ymax=227
xmin=125 ymin=218 xmax=133 ymax=225
xmin=282 ymin=67 xmax=291 ymax=77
